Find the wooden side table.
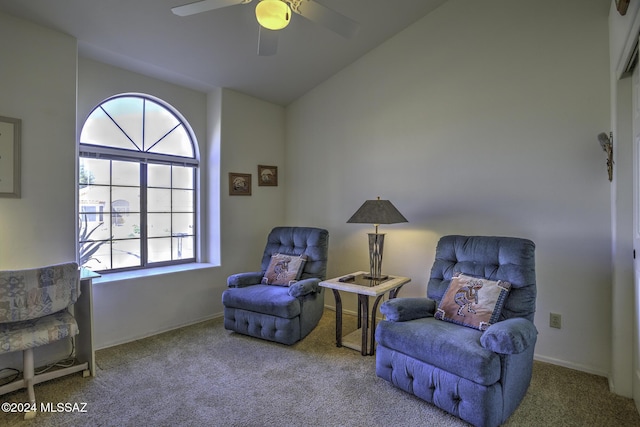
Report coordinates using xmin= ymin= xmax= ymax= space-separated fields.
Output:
xmin=319 ymin=271 xmax=410 ymax=356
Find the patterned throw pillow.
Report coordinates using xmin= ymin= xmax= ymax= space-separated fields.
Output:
xmin=262 ymin=254 xmax=307 ymax=286
xmin=435 ymin=273 xmax=511 ymax=331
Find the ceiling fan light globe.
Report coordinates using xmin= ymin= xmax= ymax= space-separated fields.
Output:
xmin=256 ymin=0 xmax=291 ymax=30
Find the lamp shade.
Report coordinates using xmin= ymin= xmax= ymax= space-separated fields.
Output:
xmin=255 ymin=0 xmax=291 ymax=31
xmin=347 ymin=198 xmax=408 ymax=225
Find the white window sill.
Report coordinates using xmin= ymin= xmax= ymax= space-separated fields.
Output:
xmin=92 ymin=262 xmax=217 ymax=284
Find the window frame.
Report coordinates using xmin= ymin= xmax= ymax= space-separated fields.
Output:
xmin=78 ymin=93 xmax=199 ymax=274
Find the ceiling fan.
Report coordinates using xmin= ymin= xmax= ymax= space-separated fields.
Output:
xmin=171 ymin=0 xmax=360 ymax=56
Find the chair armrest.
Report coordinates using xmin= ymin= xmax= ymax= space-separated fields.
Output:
xmin=380 ymin=298 xmax=436 ymax=322
xmin=480 ymin=318 xmax=538 ymax=354
xmin=288 ymin=278 xmax=320 ymax=297
xmin=227 ymin=272 xmax=263 ymax=288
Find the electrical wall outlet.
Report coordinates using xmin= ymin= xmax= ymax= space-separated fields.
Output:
xmin=550 ymin=313 xmax=562 ymax=329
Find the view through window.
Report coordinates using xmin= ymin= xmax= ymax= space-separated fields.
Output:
xmin=79 ymin=94 xmax=198 ymax=273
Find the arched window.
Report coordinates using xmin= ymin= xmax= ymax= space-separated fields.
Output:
xmin=79 ymin=94 xmax=198 ymax=273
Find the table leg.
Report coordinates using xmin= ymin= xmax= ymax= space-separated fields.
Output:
xmin=331 ymin=289 xmax=343 ymax=347
xmin=389 ymin=284 xmax=405 ymax=300
xmin=358 ymin=294 xmax=369 ymax=356
xmin=370 ymin=294 xmax=386 ymax=356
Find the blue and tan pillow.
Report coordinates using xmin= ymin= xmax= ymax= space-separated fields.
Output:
xmin=435 ymin=273 xmax=511 ymax=331
xmin=262 ymin=254 xmax=307 ymax=286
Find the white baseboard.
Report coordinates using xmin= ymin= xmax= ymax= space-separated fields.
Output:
xmin=533 ymin=354 xmax=609 ymax=378
xmin=95 ymin=312 xmax=223 ymax=350
xmin=323 ymin=304 xmax=384 ymax=320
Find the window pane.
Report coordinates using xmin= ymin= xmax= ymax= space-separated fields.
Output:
xmin=148 ymin=125 xmax=194 ymax=157
xmin=81 ymin=107 xmax=139 ymax=151
xmin=173 ymin=166 xmax=193 ymax=189
xmin=82 ymin=241 xmax=111 ymax=271
xmin=173 ymin=213 xmax=194 ymax=235
xmin=112 ymin=240 xmax=141 ymax=269
xmin=148 ymin=213 xmax=171 ymax=238
xmin=112 ymin=187 xmax=140 ymax=212
xmin=148 ymin=188 xmax=171 ymax=212
xmin=148 ymin=163 xmax=171 ymax=188
xmin=144 ymin=100 xmax=180 ymax=152
xmin=102 ymin=97 xmax=143 ymax=150
xmin=173 ymin=235 xmax=193 ymax=260
xmin=148 ymin=237 xmax=172 ymax=263
xmin=112 ymin=213 xmax=141 ymax=239
xmin=112 ymin=161 xmax=140 ymax=186
xmin=79 ymin=158 xmax=110 ymax=186
xmin=80 ymin=217 xmax=111 ymax=241
xmin=173 ymin=189 xmax=193 ymax=212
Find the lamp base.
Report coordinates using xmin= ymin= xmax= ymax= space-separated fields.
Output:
xmin=367 ymin=232 xmax=386 ymax=282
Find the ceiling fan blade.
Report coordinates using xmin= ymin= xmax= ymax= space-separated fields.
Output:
xmin=258 ymin=26 xmax=279 ymax=56
xmin=171 ymin=0 xmax=249 ymax=17
xmin=295 ymin=0 xmax=360 ymax=39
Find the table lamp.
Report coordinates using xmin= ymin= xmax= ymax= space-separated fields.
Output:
xmin=347 ymin=197 xmax=408 ymax=281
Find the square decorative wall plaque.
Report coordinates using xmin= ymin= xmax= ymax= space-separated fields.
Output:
xmin=258 ymin=165 xmax=278 ymax=186
xmin=229 ymin=172 xmax=252 ymax=195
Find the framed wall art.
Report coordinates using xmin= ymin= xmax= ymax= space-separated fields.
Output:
xmin=0 ymin=116 xmax=21 ymax=198
xmin=258 ymin=165 xmax=278 ymax=187
xmin=229 ymin=172 xmax=252 ymax=195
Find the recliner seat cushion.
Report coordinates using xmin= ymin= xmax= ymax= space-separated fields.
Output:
xmin=222 ymin=285 xmax=301 ymax=319
xmin=376 ymin=317 xmax=500 ymax=386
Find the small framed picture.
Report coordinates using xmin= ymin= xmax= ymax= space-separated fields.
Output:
xmin=258 ymin=165 xmax=278 ymax=187
xmin=229 ymin=172 xmax=252 ymax=195
xmin=0 ymin=116 xmax=21 ymax=198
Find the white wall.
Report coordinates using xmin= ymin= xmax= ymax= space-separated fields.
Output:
xmin=218 ymin=89 xmax=287 ymax=273
xmin=286 ymin=0 xmax=612 ymax=376
xmin=0 ymin=13 xmax=77 ymax=267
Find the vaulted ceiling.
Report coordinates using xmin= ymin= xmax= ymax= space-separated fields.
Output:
xmin=0 ymin=0 xmax=448 ymax=105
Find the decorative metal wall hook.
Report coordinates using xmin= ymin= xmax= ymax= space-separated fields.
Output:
xmin=597 ymin=132 xmax=613 ymax=182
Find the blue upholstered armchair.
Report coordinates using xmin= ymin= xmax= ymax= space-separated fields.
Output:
xmin=222 ymin=227 xmax=329 ymax=345
xmin=375 ymin=235 xmax=537 ymax=427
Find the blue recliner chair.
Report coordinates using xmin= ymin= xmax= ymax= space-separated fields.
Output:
xmin=222 ymin=227 xmax=329 ymax=345
xmin=375 ymin=235 xmax=537 ymax=427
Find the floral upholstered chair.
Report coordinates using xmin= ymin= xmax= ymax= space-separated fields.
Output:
xmin=375 ymin=235 xmax=537 ymax=427
xmin=0 ymin=262 xmax=81 ymax=419
xmin=223 ymin=227 xmax=329 ymax=345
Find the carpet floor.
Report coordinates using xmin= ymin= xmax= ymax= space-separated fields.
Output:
xmin=2 ymin=311 xmax=639 ymax=426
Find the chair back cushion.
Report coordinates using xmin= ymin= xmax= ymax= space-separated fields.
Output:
xmin=260 ymin=227 xmax=329 ymax=281
xmin=428 ymin=235 xmax=536 ymax=322
xmin=0 ymin=262 xmax=80 ymax=323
